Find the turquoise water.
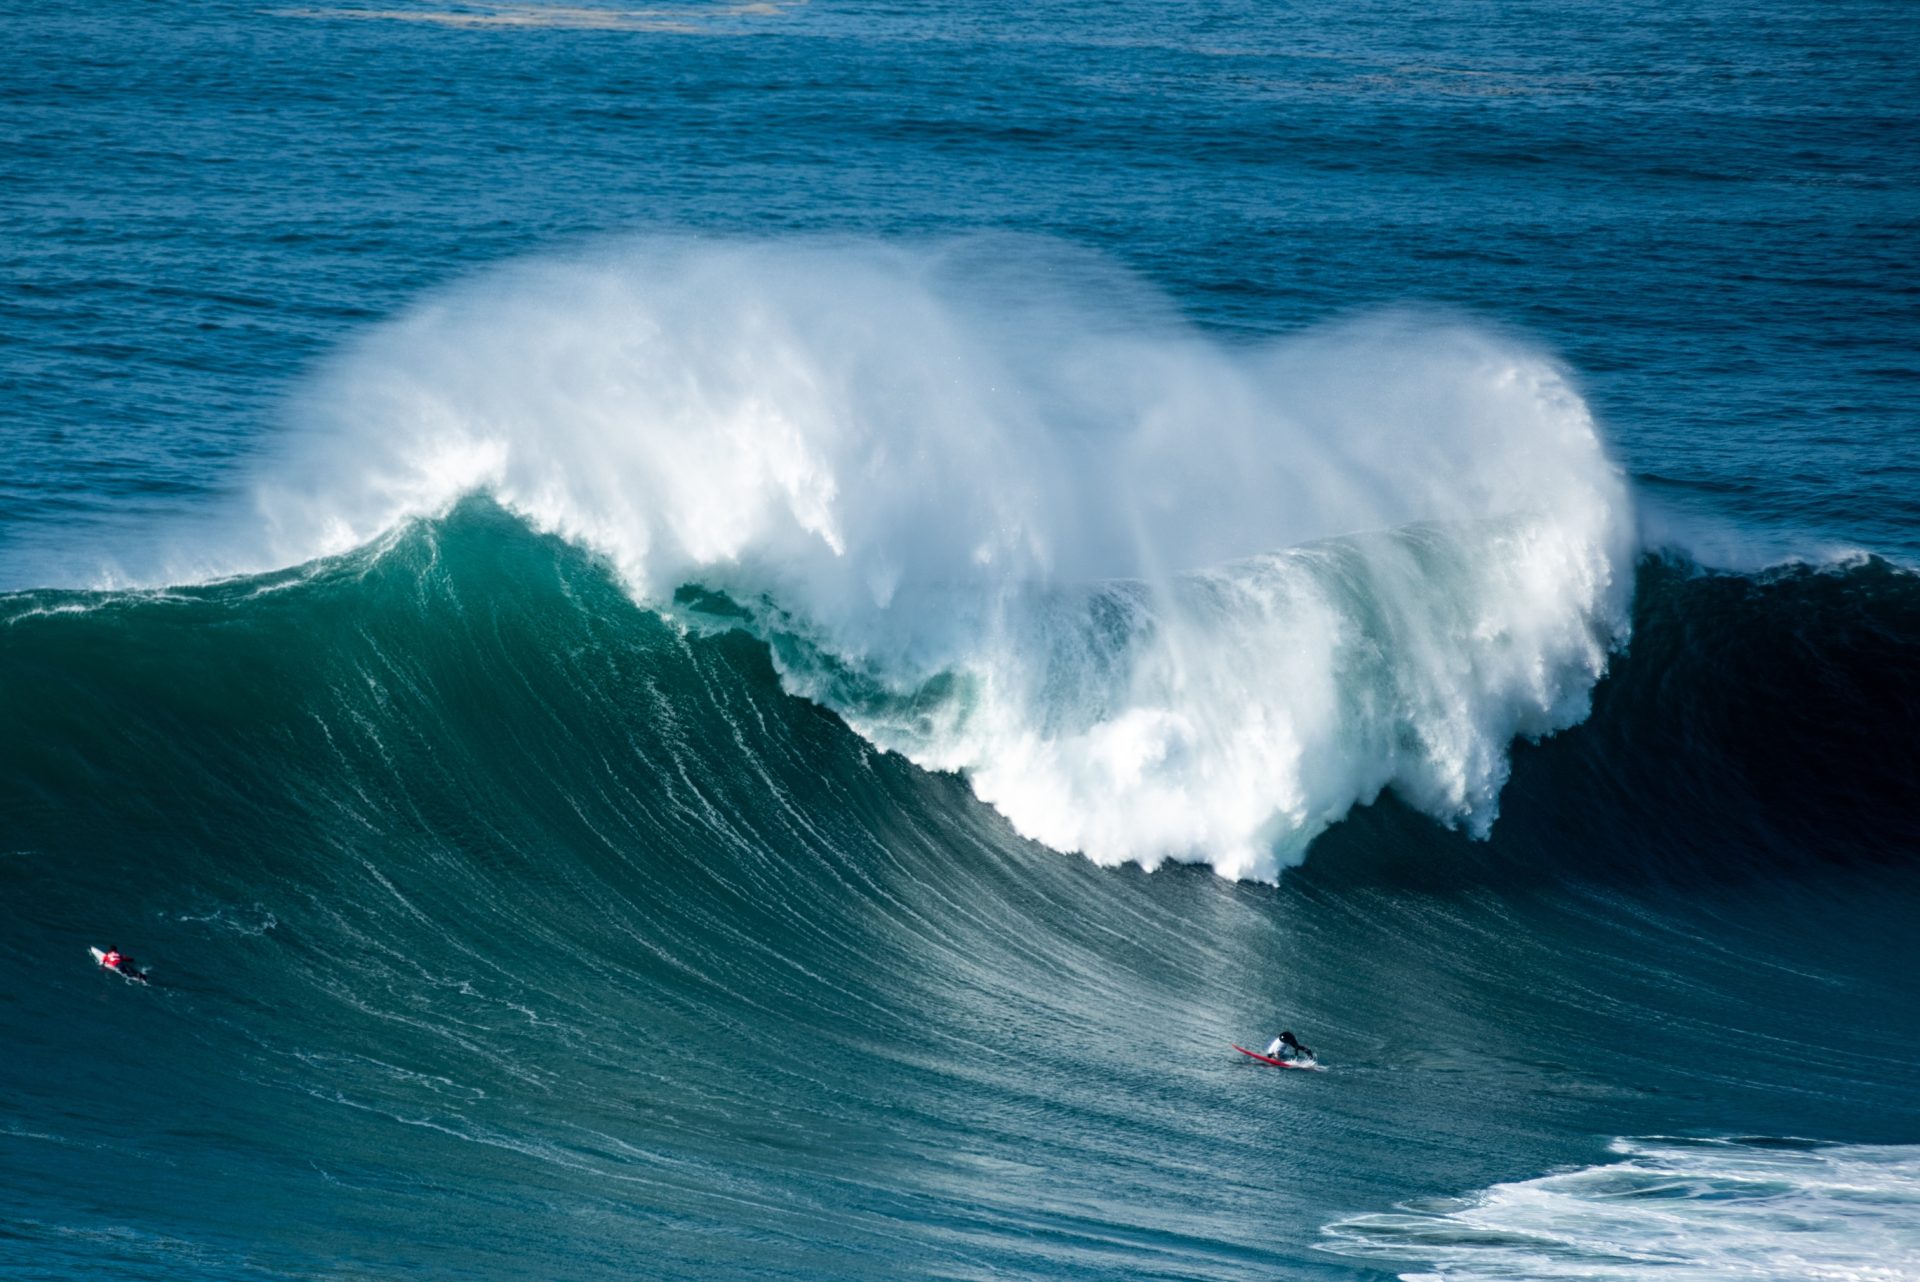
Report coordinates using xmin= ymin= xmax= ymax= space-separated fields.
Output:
xmin=3 ymin=2 xmax=1918 ymax=1278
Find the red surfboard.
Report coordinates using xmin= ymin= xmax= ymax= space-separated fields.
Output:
xmin=1232 ymin=1044 xmax=1322 ymax=1070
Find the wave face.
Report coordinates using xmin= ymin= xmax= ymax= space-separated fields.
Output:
xmin=3 ymin=516 xmax=1919 ymax=1280
xmin=183 ymin=238 xmax=1635 ymax=879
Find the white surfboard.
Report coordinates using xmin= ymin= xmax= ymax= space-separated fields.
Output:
xmin=90 ymin=946 xmax=147 ymax=984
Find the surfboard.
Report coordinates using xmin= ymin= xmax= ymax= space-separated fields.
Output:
xmin=90 ymin=946 xmax=148 ymax=984
xmin=1232 ymin=1044 xmax=1321 ymax=1070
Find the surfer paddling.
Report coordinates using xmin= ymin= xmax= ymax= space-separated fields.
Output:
xmin=94 ymin=946 xmax=148 ymax=984
xmin=1263 ymin=1030 xmax=1314 ymax=1064
xmin=1230 ymin=1032 xmax=1323 ymax=1071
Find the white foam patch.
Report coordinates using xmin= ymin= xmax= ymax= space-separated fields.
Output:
xmin=1320 ymin=1137 xmax=1920 ymax=1281
xmin=238 ymin=235 xmax=1632 ymax=878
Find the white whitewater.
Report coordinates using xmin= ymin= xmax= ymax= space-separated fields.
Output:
xmin=248 ymin=236 xmax=1634 ymax=879
xmin=1320 ymin=1136 xmax=1920 ymax=1281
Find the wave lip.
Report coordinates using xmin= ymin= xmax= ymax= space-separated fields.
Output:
xmin=244 ymin=236 xmax=1632 ymax=878
xmin=1319 ymin=1136 xmax=1920 ymax=1281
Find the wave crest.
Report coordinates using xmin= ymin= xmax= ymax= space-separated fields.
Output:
xmin=255 ymin=236 xmax=1633 ymax=877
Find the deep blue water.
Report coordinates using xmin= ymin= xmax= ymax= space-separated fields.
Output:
xmin=3 ymin=1 xmax=1918 ymax=1278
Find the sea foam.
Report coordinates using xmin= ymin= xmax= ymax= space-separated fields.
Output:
xmin=252 ymin=236 xmax=1633 ymax=879
xmin=1320 ymin=1137 xmax=1920 ymax=1281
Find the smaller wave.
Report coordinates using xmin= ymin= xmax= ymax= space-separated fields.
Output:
xmin=1319 ymin=1136 xmax=1920 ymax=1281
xmin=1634 ymin=497 xmax=1881 ymax=575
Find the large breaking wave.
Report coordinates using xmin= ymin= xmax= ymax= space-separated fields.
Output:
xmin=6 ymin=513 xmax=1916 ymax=1280
xmin=184 ymin=237 xmax=1636 ymax=879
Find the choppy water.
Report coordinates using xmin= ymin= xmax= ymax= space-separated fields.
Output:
xmin=4 ymin=1 xmax=1918 ymax=1279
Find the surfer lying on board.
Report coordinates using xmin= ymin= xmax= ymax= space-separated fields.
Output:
xmin=1264 ymin=1031 xmax=1314 ymax=1063
xmin=99 ymin=947 xmax=146 ymax=980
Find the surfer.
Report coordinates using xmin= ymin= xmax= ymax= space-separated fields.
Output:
xmin=97 ymin=947 xmax=145 ymax=981
xmin=1264 ymin=1030 xmax=1313 ymax=1063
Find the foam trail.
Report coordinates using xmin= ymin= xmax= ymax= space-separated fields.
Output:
xmin=1320 ymin=1137 xmax=1920 ymax=1281
xmin=245 ymin=235 xmax=1632 ymax=878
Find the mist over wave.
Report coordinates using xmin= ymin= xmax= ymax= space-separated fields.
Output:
xmin=228 ymin=237 xmax=1634 ymax=877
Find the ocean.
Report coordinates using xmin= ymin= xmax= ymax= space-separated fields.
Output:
xmin=3 ymin=1 xmax=1917 ymax=1278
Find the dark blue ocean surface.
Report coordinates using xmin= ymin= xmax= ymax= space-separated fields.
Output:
xmin=3 ymin=2 xmax=1917 ymax=1279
